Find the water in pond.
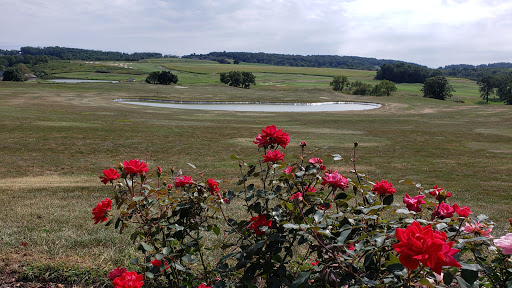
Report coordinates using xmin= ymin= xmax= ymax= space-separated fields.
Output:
xmin=48 ymin=79 xmax=119 ymax=83
xmin=115 ymin=99 xmax=381 ymax=112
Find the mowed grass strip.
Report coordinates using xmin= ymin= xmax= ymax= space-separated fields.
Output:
xmin=0 ymin=59 xmax=511 ymax=272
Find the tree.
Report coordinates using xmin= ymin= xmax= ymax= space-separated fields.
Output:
xmin=220 ymin=71 xmax=256 ymax=88
xmin=477 ymin=75 xmax=496 ymax=103
xmin=495 ymin=76 xmax=512 ymax=105
xmin=349 ymin=81 xmax=373 ymax=95
xmin=145 ymin=71 xmax=178 ymax=85
xmin=241 ymin=71 xmax=256 ymax=88
xmin=421 ymin=76 xmax=455 ymax=100
xmin=2 ymin=67 xmax=24 ymax=81
xmin=157 ymin=71 xmax=178 ymax=85
xmin=330 ymin=75 xmax=348 ymax=92
xmin=233 ymin=59 xmax=240 ymax=64
xmin=372 ymin=80 xmax=397 ymax=96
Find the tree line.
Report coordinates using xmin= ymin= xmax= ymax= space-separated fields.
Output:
xmin=184 ymin=52 xmax=414 ymax=71
xmin=330 ymin=75 xmax=397 ymax=96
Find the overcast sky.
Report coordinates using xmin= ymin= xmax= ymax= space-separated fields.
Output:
xmin=2 ymin=0 xmax=512 ymax=68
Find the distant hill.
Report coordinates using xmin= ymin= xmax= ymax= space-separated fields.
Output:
xmin=1 ymin=46 xmax=165 ymax=61
xmin=182 ymin=51 xmax=418 ymax=71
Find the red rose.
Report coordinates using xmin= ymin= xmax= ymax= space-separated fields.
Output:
xmin=453 ymin=203 xmax=472 ymax=218
xmin=151 ymin=259 xmax=162 ymax=267
xmin=100 ymin=168 xmax=121 ymax=185
xmin=321 ymin=170 xmax=348 ymax=189
xmin=300 ymin=141 xmax=307 ymax=147
xmin=306 ymin=187 xmax=317 ymax=193
xmin=108 ymin=267 xmax=127 ymax=281
xmin=112 ymin=271 xmax=144 ymax=288
xmin=92 ymin=198 xmax=112 ymax=224
xmin=262 ymin=150 xmax=285 ymax=163
xmin=156 ymin=166 xmax=162 ymax=176
xmin=432 ymin=202 xmax=455 ymax=219
xmin=308 ymin=158 xmax=323 ymax=165
xmin=175 ymin=175 xmax=194 ymax=187
xmin=247 ymin=214 xmax=272 ymax=235
xmin=123 ymin=159 xmax=149 ymax=175
xmin=253 ymin=125 xmax=290 ymax=148
xmin=403 ymin=193 xmax=426 ymax=212
xmin=198 ymin=284 xmax=212 ymax=288
xmin=207 ymin=178 xmax=220 ymax=195
xmin=290 ymin=192 xmax=303 ymax=200
xmin=283 ymin=166 xmax=294 ymax=174
xmin=393 ymin=221 xmax=461 ymax=274
xmin=428 ymin=185 xmax=452 ymax=200
xmin=372 ymin=180 xmax=396 ymax=196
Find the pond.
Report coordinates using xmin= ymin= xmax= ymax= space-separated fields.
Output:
xmin=114 ymin=99 xmax=381 ymax=112
xmin=48 ymin=79 xmax=119 ymax=83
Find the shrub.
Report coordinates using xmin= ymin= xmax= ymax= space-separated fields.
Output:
xmin=94 ymin=125 xmax=512 ymax=287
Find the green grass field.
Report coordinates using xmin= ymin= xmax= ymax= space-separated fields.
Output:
xmin=1 ymin=59 xmax=510 ymax=278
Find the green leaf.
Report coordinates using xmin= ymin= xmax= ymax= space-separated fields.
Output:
xmin=283 ymin=223 xmax=299 ymax=229
xmin=314 ymin=210 xmax=324 ymax=223
xmin=461 ymin=269 xmax=479 ymax=285
xmin=456 ymin=276 xmax=471 ymax=288
xmin=443 ymin=270 xmax=454 ymax=285
xmin=337 ymin=229 xmax=351 ymax=245
xmin=213 ymin=226 xmax=221 ymax=236
xmin=460 ymin=263 xmax=483 ymax=271
xmin=163 ymin=247 xmax=171 ymax=255
xmin=130 ymin=257 xmax=139 ymax=265
xmin=230 ymin=154 xmax=242 ymax=160
xmin=290 ymin=271 xmax=311 ymax=288
xmin=145 ymin=271 xmax=154 ymax=278
xmin=141 ymin=242 xmax=152 ymax=251
xmin=383 ymin=194 xmax=394 ymax=205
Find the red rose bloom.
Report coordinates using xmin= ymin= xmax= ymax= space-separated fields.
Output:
xmin=112 ymin=271 xmax=144 ymax=288
xmin=123 ymin=159 xmax=149 ymax=175
xmin=453 ymin=203 xmax=472 ymax=217
xmin=207 ymin=178 xmax=220 ymax=195
xmin=175 ymin=175 xmax=194 ymax=187
xmin=254 ymin=125 xmax=290 ymax=148
xmin=306 ymin=187 xmax=317 ymax=193
xmin=403 ymin=193 xmax=426 ymax=212
xmin=92 ymin=198 xmax=112 ymax=224
xmin=321 ymin=170 xmax=348 ymax=189
xmin=309 ymin=158 xmax=323 ymax=165
xmin=108 ymin=267 xmax=127 ymax=281
xmin=151 ymin=259 xmax=162 ymax=267
xmin=100 ymin=168 xmax=121 ymax=184
xmin=262 ymin=150 xmax=285 ymax=163
xmin=393 ymin=221 xmax=461 ymax=274
xmin=432 ymin=202 xmax=455 ymax=219
xmin=198 ymin=284 xmax=212 ymax=288
xmin=372 ymin=180 xmax=397 ymax=196
xmin=290 ymin=192 xmax=303 ymax=200
xmin=247 ymin=214 xmax=272 ymax=235
xmin=283 ymin=166 xmax=294 ymax=174
xmin=428 ymin=185 xmax=452 ymax=200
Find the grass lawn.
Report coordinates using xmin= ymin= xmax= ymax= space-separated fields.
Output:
xmin=0 ymin=59 xmax=510 ymax=280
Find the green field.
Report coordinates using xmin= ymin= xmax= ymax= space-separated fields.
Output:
xmin=1 ymin=59 xmax=510 ymax=278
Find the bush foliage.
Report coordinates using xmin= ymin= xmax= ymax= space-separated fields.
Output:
xmin=94 ymin=125 xmax=512 ymax=288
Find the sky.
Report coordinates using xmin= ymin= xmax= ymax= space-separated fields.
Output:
xmin=2 ymin=0 xmax=512 ymax=68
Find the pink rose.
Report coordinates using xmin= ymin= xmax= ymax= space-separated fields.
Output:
xmin=290 ymin=192 xmax=303 ymax=200
xmin=283 ymin=166 xmax=294 ymax=174
xmin=494 ymin=233 xmax=512 ymax=255
xmin=321 ymin=170 xmax=348 ymax=189
xmin=306 ymin=187 xmax=317 ymax=193
xmin=463 ymin=221 xmax=493 ymax=238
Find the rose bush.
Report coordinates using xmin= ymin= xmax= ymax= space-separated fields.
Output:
xmin=94 ymin=125 xmax=512 ymax=287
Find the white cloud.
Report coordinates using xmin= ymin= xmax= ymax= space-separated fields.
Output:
xmin=1 ymin=0 xmax=511 ymax=66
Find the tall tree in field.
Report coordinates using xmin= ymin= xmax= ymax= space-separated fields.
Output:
xmin=495 ymin=76 xmax=512 ymax=105
xmin=421 ymin=76 xmax=454 ymax=100
xmin=477 ymin=75 xmax=496 ymax=103
xmin=241 ymin=71 xmax=256 ymax=88
xmin=372 ymin=80 xmax=397 ymax=96
xmin=2 ymin=67 xmax=24 ymax=81
xmin=330 ymin=75 xmax=349 ymax=91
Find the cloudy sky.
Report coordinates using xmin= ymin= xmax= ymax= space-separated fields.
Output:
xmin=2 ymin=0 xmax=512 ymax=68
